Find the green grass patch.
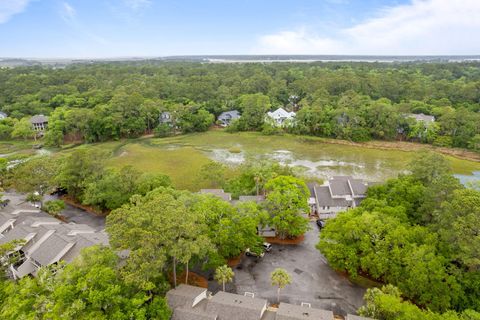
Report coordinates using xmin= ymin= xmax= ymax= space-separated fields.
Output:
xmin=107 ymin=143 xmax=212 ymax=191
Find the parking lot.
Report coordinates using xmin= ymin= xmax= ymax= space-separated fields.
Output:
xmin=233 ymin=221 xmax=366 ymax=316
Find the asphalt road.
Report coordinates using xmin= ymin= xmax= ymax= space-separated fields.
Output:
xmin=233 ymin=221 xmax=366 ymax=316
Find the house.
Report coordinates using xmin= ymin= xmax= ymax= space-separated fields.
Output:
xmin=406 ymin=113 xmax=435 ymax=124
xmin=266 ymin=108 xmax=296 ymax=127
xmin=159 ymin=111 xmax=173 ymax=125
xmin=313 ymin=176 xmax=369 ymax=219
xmin=200 ymin=189 xmax=232 ymax=202
xmin=30 ymin=114 xmax=49 ymax=131
xmin=0 ymin=206 xmax=108 ymax=279
xmin=167 ymin=284 xmax=336 ymax=320
xmin=218 ymin=110 xmax=240 ymax=127
xmin=0 ymin=111 xmax=7 ymax=120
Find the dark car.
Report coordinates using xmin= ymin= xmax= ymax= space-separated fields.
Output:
xmin=316 ymin=219 xmax=326 ymax=229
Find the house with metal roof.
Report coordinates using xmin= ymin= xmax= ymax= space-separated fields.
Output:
xmin=313 ymin=176 xmax=369 ymax=219
xmin=0 ymin=111 xmax=7 ymax=119
xmin=218 ymin=110 xmax=241 ymax=127
xmin=166 ymin=284 xmax=339 ymax=320
xmin=266 ymin=108 xmax=296 ymax=127
xmin=30 ymin=114 xmax=49 ymax=131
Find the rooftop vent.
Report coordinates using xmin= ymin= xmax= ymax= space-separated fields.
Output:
xmin=244 ymin=292 xmax=255 ymax=298
xmin=301 ymin=302 xmax=311 ymax=308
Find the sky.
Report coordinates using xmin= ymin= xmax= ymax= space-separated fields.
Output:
xmin=0 ymin=0 xmax=479 ymax=58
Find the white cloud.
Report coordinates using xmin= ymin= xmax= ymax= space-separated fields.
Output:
xmin=0 ymin=0 xmax=31 ymax=23
xmin=60 ymin=2 xmax=76 ymax=22
xmin=123 ymin=0 xmax=152 ymax=10
xmin=255 ymin=0 xmax=480 ymax=55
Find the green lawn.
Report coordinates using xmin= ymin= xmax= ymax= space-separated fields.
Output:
xmin=107 ymin=143 xmax=212 ymax=190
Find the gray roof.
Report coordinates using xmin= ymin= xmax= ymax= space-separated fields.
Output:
xmin=349 ymin=179 xmax=368 ymax=196
xmin=208 ymin=291 xmax=267 ymax=311
xmin=0 ymin=225 xmax=34 ymax=245
xmin=218 ymin=110 xmax=240 ymax=121
xmin=346 ymin=315 xmax=374 ymax=320
xmin=314 ymin=186 xmax=350 ymax=207
xmin=200 ymin=189 xmax=232 ymax=202
xmin=276 ymin=303 xmax=334 ymax=320
xmin=30 ymin=114 xmax=49 ymax=124
xmin=172 ymin=307 xmax=217 ymax=320
xmin=0 ymin=111 xmax=7 ymax=117
xmin=169 ymin=284 xmax=208 ymax=299
xmin=329 ymin=176 xmax=352 ymax=196
xmin=167 ymin=284 xmax=208 ymax=310
xmin=407 ymin=113 xmax=435 ymax=123
xmin=29 ymin=233 xmax=74 ymax=266
xmin=238 ymin=195 xmax=265 ymax=203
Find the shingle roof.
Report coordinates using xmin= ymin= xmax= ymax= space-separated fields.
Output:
xmin=314 ymin=186 xmax=350 ymax=207
xmin=346 ymin=315 xmax=374 ymax=320
xmin=329 ymin=177 xmax=352 ymax=196
xmin=0 ymin=225 xmax=35 ymax=245
xmin=30 ymin=115 xmax=49 ymax=124
xmin=349 ymin=179 xmax=367 ymax=197
xmin=238 ymin=195 xmax=265 ymax=203
xmin=29 ymin=233 xmax=75 ymax=265
xmin=276 ymin=303 xmax=334 ymax=320
xmin=218 ymin=110 xmax=240 ymax=121
xmin=207 ymin=290 xmax=267 ymax=312
xmin=200 ymin=189 xmax=232 ymax=201
xmin=167 ymin=284 xmax=208 ymax=310
xmin=169 ymin=284 xmax=208 ymax=299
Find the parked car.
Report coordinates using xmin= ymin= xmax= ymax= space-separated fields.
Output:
xmin=316 ymin=219 xmax=326 ymax=229
xmin=245 ymin=248 xmax=265 ymax=258
xmin=263 ymin=242 xmax=272 ymax=252
xmin=245 ymin=242 xmax=272 ymax=258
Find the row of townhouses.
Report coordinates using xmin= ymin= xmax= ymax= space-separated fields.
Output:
xmin=167 ymin=284 xmax=371 ymax=320
xmin=0 ymin=197 xmax=108 ymax=279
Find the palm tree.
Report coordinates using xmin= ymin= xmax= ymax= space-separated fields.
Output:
xmin=271 ymin=268 xmax=291 ymax=303
xmin=214 ymin=265 xmax=234 ymax=292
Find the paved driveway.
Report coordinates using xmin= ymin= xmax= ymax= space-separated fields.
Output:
xmin=233 ymin=221 xmax=366 ymax=316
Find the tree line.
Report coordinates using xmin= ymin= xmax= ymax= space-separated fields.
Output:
xmin=0 ymin=61 xmax=479 ymax=150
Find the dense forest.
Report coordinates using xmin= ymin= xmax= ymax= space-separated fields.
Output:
xmin=0 ymin=61 xmax=480 ymax=150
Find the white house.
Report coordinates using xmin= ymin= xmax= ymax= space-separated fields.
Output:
xmin=266 ymin=107 xmax=296 ymax=127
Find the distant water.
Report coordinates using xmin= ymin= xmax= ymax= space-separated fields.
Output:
xmin=454 ymin=171 xmax=480 ymax=190
xmin=2 ymin=55 xmax=480 ymax=67
xmin=163 ymin=55 xmax=480 ymax=63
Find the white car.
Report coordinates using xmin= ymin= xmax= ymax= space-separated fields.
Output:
xmin=245 ymin=242 xmax=272 ymax=258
